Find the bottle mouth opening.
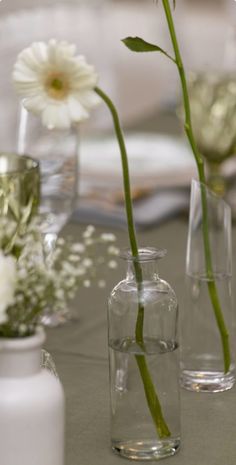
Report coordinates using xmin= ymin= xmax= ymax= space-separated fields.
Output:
xmin=120 ymin=247 xmax=167 ymax=262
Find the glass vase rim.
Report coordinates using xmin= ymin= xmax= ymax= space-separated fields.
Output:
xmin=191 ymin=178 xmax=231 ymax=209
xmin=120 ymin=247 xmax=167 ymax=262
xmin=0 ymin=152 xmax=39 ymax=176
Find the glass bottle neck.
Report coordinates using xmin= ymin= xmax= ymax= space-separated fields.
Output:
xmin=126 ymin=260 xmax=159 ymax=282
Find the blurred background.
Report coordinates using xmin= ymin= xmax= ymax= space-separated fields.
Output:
xmin=1 ymin=0 xmax=236 ymax=227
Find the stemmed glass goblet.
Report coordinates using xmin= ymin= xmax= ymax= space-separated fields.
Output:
xmin=17 ymin=105 xmax=79 ymax=326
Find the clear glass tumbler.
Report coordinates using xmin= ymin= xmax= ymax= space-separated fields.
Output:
xmin=108 ymin=247 xmax=180 ymax=461
xmin=180 ymin=179 xmax=235 ymax=392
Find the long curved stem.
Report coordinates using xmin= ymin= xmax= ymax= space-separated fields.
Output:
xmin=162 ymin=0 xmax=230 ymax=372
xmin=95 ymin=86 xmax=170 ymax=437
xmin=95 ymin=87 xmax=144 ymax=340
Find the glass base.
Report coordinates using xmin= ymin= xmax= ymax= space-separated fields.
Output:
xmin=180 ymin=369 xmax=235 ymax=393
xmin=40 ymin=308 xmax=78 ymax=328
xmin=111 ymin=438 xmax=180 ymax=461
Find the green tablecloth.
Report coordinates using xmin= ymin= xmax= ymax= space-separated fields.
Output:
xmin=45 ymin=219 xmax=236 ymax=465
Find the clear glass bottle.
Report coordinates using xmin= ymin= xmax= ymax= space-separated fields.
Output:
xmin=108 ymin=247 xmax=180 ymax=461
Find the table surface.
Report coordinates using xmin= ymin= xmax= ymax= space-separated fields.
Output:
xmin=45 ymin=218 xmax=236 ymax=465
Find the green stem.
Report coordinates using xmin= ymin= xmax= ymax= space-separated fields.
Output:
xmin=162 ymin=0 xmax=230 ymax=372
xmin=135 ymin=354 xmax=171 ymax=438
xmin=95 ymin=88 xmax=138 ymax=258
xmin=95 ymin=86 xmax=170 ymax=437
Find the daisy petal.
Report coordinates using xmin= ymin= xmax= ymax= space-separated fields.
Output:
xmin=42 ymin=103 xmax=71 ymax=130
xmin=23 ymin=94 xmax=47 ymax=114
xmin=77 ymin=90 xmax=101 ymax=109
xmin=67 ymin=95 xmax=89 ymax=122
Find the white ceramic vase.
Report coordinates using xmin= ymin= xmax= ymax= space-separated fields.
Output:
xmin=0 ymin=327 xmax=65 ymax=465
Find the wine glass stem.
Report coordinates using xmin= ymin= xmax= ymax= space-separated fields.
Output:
xmin=43 ymin=232 xmax=58 ymax=266
xmin=207 ymin=160 xmax=226 ymax=196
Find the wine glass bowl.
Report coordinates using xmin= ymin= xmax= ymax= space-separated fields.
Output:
xmin=188 ymin=72 xmax=236 ymax=195
xmin=0 ymin=152 xmax=40 ymax=226
xmin=17 ymin=107 xmax=79 ymax=236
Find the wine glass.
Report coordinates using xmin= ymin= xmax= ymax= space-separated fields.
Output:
xmin=16 ymin=105 xmax=79 ymax=326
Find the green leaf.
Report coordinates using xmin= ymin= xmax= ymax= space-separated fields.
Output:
xmin=122 ymin=37 xmax=175 ymax=62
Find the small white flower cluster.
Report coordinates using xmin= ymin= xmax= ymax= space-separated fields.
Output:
xmin=0 ymin=221 xmax=119 ymax=337
xmin=44 ymin=225 xmax=119 ymax=312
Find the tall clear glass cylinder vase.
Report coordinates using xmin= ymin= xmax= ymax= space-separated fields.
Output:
xmin=108 ymin=248 xmax=180 ymax=461
xmin=180 ymin=179 xmax=235 ymax=392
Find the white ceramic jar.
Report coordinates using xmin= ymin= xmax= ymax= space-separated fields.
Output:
xmin=0 ymin=327 xmax=65 ymax=465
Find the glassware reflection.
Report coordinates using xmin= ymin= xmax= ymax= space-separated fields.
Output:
xmin=0 ymin=152 xmax=39 ymax=251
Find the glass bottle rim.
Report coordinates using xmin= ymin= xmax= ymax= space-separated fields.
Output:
xmin=120 ymin=247 xmax=167 ymax=262
xmin=0 ymin=152 xmax=39 ymax=176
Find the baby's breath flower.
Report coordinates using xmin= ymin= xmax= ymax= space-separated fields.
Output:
xmin=0 ymin=220 xmax=118 ymax=337
xmin=66 ymin=277 xmax=76 ymax=288
xmin=75 ymin=267 xmax=86 ymax=277
xmin=62 ymin=261 xmax=75 ymax=274
xmin=55 ymin=289 xmax=65 ymax=300
xmin=71 ymin=243 xmax=85 ymax=253
xmin=100 ymin=233 xmax=116 ymax=242
xmin=16 ymin=294 xmax=24 ymax=303
xmin=108 ymin=245 xmax=120 ymax=255
xmin=108 ymin=260 xmax=118 ymax=269
xmin=18 ymin=268 xmax=28 ymax=279
xmin=68 ymin=254 xmax=80 ymax=262
xmin=84 ymin=238 xmax=93 ymax=246
xmin=57 ymin=238 xmax=65 ymax=246
xmin=85 ymin=225 xmax=95 ymax=235
xmin=82 ymin=258 xmax=93 ymax=268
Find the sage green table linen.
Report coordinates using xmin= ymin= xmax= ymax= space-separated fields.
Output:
xmin=45 ymin=219 xmax=236 ymax=465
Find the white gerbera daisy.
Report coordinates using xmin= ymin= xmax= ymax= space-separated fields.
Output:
xmin=12 ymin=39 xmax=101 ymax=129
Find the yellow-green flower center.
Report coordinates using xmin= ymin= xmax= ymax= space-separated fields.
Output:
xmin=45 ymin=73 xmax=70 ymax=100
